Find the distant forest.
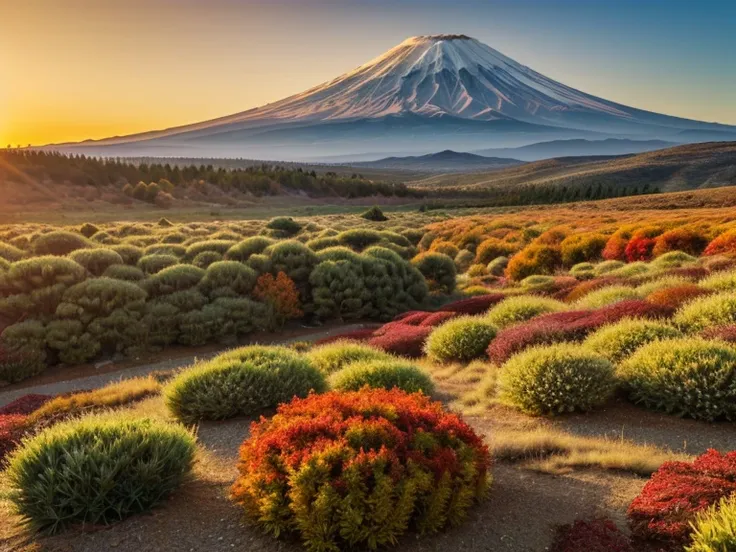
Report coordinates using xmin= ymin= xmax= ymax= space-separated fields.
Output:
xmin=0 ymin=150 xmax=421 ymax=199
xmin=0 ymin=150 xmax=663 ymax=208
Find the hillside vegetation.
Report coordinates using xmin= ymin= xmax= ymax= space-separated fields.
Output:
xmin=410 ymin=142 xmax=736 ymax=199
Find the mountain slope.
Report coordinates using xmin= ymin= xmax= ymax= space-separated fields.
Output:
xmin=409 ymin=141 xmax=736 ymax=193
xmin=473 ymin=138 xmax=680 ymax=161
xmin=350 ymin=150 xmax=521 ymax=172
xmin=52 ymin=35 xmax=736 ymax=159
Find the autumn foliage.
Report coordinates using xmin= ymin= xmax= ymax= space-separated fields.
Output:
xmin=628 ymin=449 xmax=736 ymax=547
xmin=253 ymin=271 xmax=303 ymax=326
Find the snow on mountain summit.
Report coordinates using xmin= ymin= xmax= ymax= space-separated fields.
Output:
xmin=220 ymin=34 xmax=631 ymax=125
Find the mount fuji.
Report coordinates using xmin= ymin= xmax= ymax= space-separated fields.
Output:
xmin=55 ymin=34 xmax=736 ymax=160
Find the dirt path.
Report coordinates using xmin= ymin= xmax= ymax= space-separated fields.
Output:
xmin=0 ymin=323 xmax=372 ymax=409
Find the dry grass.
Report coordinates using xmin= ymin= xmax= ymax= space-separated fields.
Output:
xmin=491 ymin=426 xmax=690 ymax=476
xmin=27 ymin=376 xmax=162 ymax=425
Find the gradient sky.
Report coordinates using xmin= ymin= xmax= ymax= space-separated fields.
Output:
xmin=3 ymin=0 xmax=736 ymax=146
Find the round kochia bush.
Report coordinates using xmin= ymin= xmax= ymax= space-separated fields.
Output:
xmin=486 ymin=295 xmax=567 ymax=329
xmin=165 ymin=346 xmax=326 ymax=423
xmin=425 ymin=316 xmax=497 ymax=363
xmin=230 ymin=389 xmax=491 ymax=552
xmin=330 ymin=358 xmax=435 ymax=394
xmin=618 ymin=338 xmax=736 ymax=420
xmin=674 ymin=291 xmax=736 ymax=331
xmin=306 ymin=341 xmax=391 ymax=375
xmin=6 ymin=415 xmax=195 ymax=533
xmin=583 ymin=319 xmax=682 ymax=363
xmin=498 ymin=344 xmax=616 ymax=415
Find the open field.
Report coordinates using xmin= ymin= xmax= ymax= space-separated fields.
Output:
xmin=1 ymin=191 xmax=736 ymax=551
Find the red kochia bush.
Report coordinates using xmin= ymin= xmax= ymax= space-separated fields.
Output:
xmin=488 ymin=300 xmax=670 ymax=364
xmin=602 ymin=236 xmax=629 ymax=261
xmin=0 ymin=414 xmax=27 ymax=463
xmin=440 ymin=294 xmax=506 ymax=315
xmin=231 ymin=389 xmax=491 ymax=552
xmin=704 ymin=229 xmax=736 ymax=257
xmin=646 ymin=284 xmax=710 ymax=311
xmin=625 ymin=237 xmax=656 ymax=262
xmin=628 ymin=449 xmax=736 ymax=546
xmin=369 ymin=324 xmax=433 ymax=357
xmin=419 ymin=311 xmax=459 ymax=327
xmin=0 ymin=393 xmax=53 ymax=416
xmin=700 ymin=325 xmax=736 ymax=344
xmin=652 ymin=228 xmax=709 ymax=257
xmin=550 ymin=519 xmax=633 ymax=552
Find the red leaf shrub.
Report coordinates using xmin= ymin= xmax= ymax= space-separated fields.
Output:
xmin=488 ymin=300 xmax=670 ymax=364
xmin=231 ymin=389 xmax=491 ymax=551
xmin=388 ymin=311 xmax=434 ymax=326
xmin=652 ymin=228 xmax=709 ymax=257
xmin=368 ymin=324 xmax=433 ymax=357
xmin=700 ymin=325 xmax=736 ymax=344
xmin=628 ymin=449 xmax=736 ymax=546
xmin=550 ymin=519 xmax=633 ymax=552
xmin=625 ymin=237 xmax=657 ymax=262
xmin=253 ymin=271 xmax=303 ymax=326
xmin=602 ymin=236 xmax=630 ymax=261
xmin=704 ymin=229 xmax=736 ymax=257
xmin=0 ymin=393 xmax=53 ymax=416
xmin=392 ymin=310 xmax=428 ymax=322
xmin=0 ymin=413 xmax=27 ymax=463
xmin=440 ymin=294 xmax=506 ymax=315
xmin=418 ymin=311 xmax=459 ymax=327
xmin=313 ymin=328 xmax=376 ymax=346
xmin=646 ymin=284 xmax=710 ymax=311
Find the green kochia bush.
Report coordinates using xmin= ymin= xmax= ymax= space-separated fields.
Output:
xmin=31 ymin=231 xmax=90 ymax=256
xmin=574 ymin=285 xmax=640 ymax=309
xmin=584 ymin=319 xmax=682 ymax=363
xmin=184 ymin=240 xmax=237 ymax=261
xmin=68 ymin=248 xmax=124 ymax=276
xmin=618 ymin=338 xmax=736 ymax=421
xmin=331 ymin=359 xmax=435 ymax=394
xmin=674 ymin=292 xmax=736 ymax=331
xmin=498 ymin=344 xmax=616 ymax=415
xmin=102 ymin=264 xmax=145 ymax=282
xmin=699 ymin=268 xmax=736 ymax=292
xmin=0 ymin=320 xmax=47 ymax=383
xmin=143 ymin=265 xmax=205 ymax=298
xmin=425 ymin=316 xmax=497 ymax=363
xmin=265 ymin=216 xmax=302 ymax=236
xmin=165 ymin=346 xmax=327 ymax=423
xmin=110 ymin=244 xmax=143 ymax=266
xmin=0 ymin=256 xmax=87 ymax=319
xmin=0 ymin=241 xmax=24 ymax=262
xmin=225 ymin=236 xmax=275 ymax=262
xmin=487 ymin=296 xmax=567 ymax=329
xmin=412 ymin=252 xmax=457 ymax=293
xmin=137 ymin=253 xmax=179 ymax=275
xmin=197 ymin=261 xmax=257 ymax=299
xmin=307 ymin=341 xmax=392 ymax=375
xmin=6 ymin=415 xmax=195 ymax=533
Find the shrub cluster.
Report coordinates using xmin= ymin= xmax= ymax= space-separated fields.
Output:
xmin=230 ymin=389 xmax=491 ymax=551
xmin=488 ymin=300 xmax=670 ymax=364
xmin=306 ymin=341 xmax=391 ymax=375
xmin=583 ymin=319 xmax=682 ymax=363
xmin=486 ymin=295 xmax=567 ymax=329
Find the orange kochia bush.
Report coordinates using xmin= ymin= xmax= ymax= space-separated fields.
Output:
xmin=253 ymin=271 xmax=303 ymax=325
xmin=704 ymin=229 xmax=736 ymax=256
xmin=652 ymin=228 xmax=709 ymax=257
xmin=231 ymin=389 xmax=491 ymax=552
